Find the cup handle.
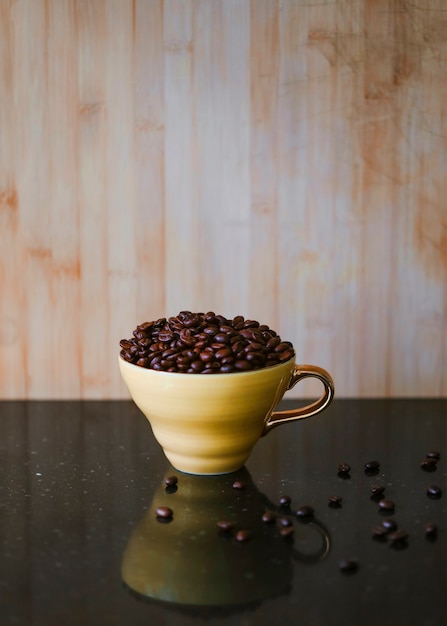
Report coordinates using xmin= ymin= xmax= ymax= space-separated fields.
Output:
xmin=262 ymin=364 xmax=334 ymax=436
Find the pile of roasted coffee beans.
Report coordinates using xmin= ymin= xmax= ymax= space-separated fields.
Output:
xmin=119 ymin=311 xmax=295 ymax=374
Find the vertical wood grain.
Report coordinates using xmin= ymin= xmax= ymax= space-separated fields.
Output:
xmin=13 ymin=0 xmax=53 ymax=397
xmin=249 ymin=0 xmax=280 ymax=329
xmin=0 ymin=0 xmax=446 ymax=398
xmin=164 ymin=0 xmax=200 ymax=312
xmin=0 ymin=0 xmax=26 ymax=397
xmin=217 ymin=0 xmax=251 ymax=317
xmin=104 ymin=0 xmax=136 ymax=397
xmin=47 ymin=0 xmax=81 ymax=397
xmin=133 ymin=0 xmax=166 ymax=323
xmin=77 ymin=0 xmax=110 ymax=397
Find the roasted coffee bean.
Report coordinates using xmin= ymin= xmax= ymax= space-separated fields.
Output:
xmin=261 ymin=511 xmax=276 ymax=524
xmin=381 ymin=518 xmax=398 ymax=532
xmin=245 ymin=342 xmax=264 ymax=352
xmin=421 ymin=458 xmax=437 ymax=472
xmin=278 ymin=350 xmax=294 ymax=362
xmin=234 ymin=360 xmax=252 ymax=371
xmin=158 ymin=331 xmax=173 ymax=342
xmin=425 ymin=522 xmax=438 ymax=538
xmin=278 ymin=517 xmax=293 ymax=527
xmin=378 ymin=499 xmax=395 ymax=512
xmin=199 ymin=348 xmax=214 ymax=363
xmin=164 ymin=475 xmax=178 ymax=487
xmin=426 ymin=451 xmax=440 ymax=460
xmin=339 ymin=559 xmax=358 ymax=573
xmin=370 ymin=484 xmax=385 ymax=496
xmin=203 ymin=325 xmax=219 ymax=336
xmin=337 ymin=463 xmax=351 ymax=476
xmin=388 ymin=530 xmax=408 ymax=545
xmin=215 ymin=348 xmax=232 ymax=360
xmin=136 ymin=357 xmax=150 ymax=367
xmin=220 ymin=364 xmax=235 ymax=373
xmin=219 ymin=325 xmax=235 ymax=335
xmin=328 ymin=495 xmax=343 ymax=507
xmin=427 ymin=485 xmax=442 ymax=499
xmin=296 ymin=505 xmax=314 ymax=519
xmin=364 ymin=460 xmax=380 ymax=474
xmin=214 ymin=333 xmax=230 ymax=344
xmin=190 ymin=360 xmax=205 ymax=372
xmin=156 ymin=506 xmax=173 ymax=520
xmin=245 ymin=351 xmax=266 ymax=363
xmin=280 ymin=526 xmax=295 ymax=539
xmin=235 ymin=529 xmax=252 ymax=542
xmin=232 ymin=480 xmax=246 ymax=490
xmin=217 ymin=520 xmax=235 ymax=533
xmin=279 ymin=495 xmax=292 ymax=508
xmin=266 ymin=336 xmax=281 ymax=349
xmin=206 ymin=361 xmax=220 ymax=370
xmin=372 ymin=525 xmax=388 ymax=539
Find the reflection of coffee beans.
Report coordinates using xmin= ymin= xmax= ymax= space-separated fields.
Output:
xmin=120 ymin=311 xmax=294 ymax=374
xmin=339 ymin=559 xmax=358 ymax=573
xmin=421 ymin=458 xmax=437 ymax=472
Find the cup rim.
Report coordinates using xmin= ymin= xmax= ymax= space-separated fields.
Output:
xmin=118 ymin=354 xmax=295 ymax=378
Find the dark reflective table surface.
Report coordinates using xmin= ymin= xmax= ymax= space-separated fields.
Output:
xmin=1 ymin=399 xmax=445 ymax=626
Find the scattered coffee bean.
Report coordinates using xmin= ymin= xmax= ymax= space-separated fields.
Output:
xmin=364 ymin=460 xmax=380 ymax=474
xmin=164 ymin=475 xmax=178 ymax=487
xmin=388 ymin=529 xmax=408 ymax=545
xmin=370 ymin=484 xmax=385 ymax=498
xmin=372 ymin=525 xmax=388 ymax=539
xmin=235 ymin=529 xmax=252 ymax=542
xmin=296 ymin=505 xmax=314 ymax=519
xmin=426 ymin=451 xmax=440 ymax=460
xmin=217 ymin=520 xmax=235 ymax=533
xmin=261 ymin=510 xmax=276 ymax=524
xmin=155 ymin=506 xmax=173 ymax=520
xmin=120 ymin=312 xmax=295 ymax=374
xmin=421 ymin=458 xmax=437 ymax=472
xmin=339 ymin=559 xmax=358 ymax=573
xmin=278 ymin=516 xmax=293 ymax=527
xmin=337 ymin=463 xmax=351 ymax=477
xmin=328 ymin=495 xmax=343 ymax=507
xmin=427 ymin=485 xmax=442 ymax=499
xmin=279 ymin=495 xmax=292 ymax=508
xmin=232 ymin=480 xmax=246 ymax=490
xmin=381 ymin=518 xmax=398 ymax=532
xmin=378 ymin=499 xmax=395 ymax=512
xmin=425 ymin=522 xmax=438 ymax=538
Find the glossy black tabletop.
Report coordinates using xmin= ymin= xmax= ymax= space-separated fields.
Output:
xmin=1 ymin=399 xmax=445 ymax=626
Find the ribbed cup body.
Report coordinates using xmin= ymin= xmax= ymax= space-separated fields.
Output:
xmin=119 ymin=356 xmax=295 ymax=474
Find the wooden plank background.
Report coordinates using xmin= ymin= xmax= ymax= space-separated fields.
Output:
xmin=1 ymin=0 xmax=446 ymax=399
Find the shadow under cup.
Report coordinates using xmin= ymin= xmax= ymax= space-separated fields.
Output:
xmin=119 ymin=356 xmax=334 ymax=475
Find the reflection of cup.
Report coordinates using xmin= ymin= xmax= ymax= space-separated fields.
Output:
xmin=121 ymin=468 xmax=330 ymax=612
xmin=119 ymin=356 xmax=334 ymax=474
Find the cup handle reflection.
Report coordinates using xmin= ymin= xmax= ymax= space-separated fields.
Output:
xmin=262 ymin=364 xmax=334 ymax=436
xmin=292 ymin=519 xmax=331 ymax=564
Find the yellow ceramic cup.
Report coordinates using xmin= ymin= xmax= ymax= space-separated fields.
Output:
xmin=119 ymin=356 xmax=334 ymax=475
